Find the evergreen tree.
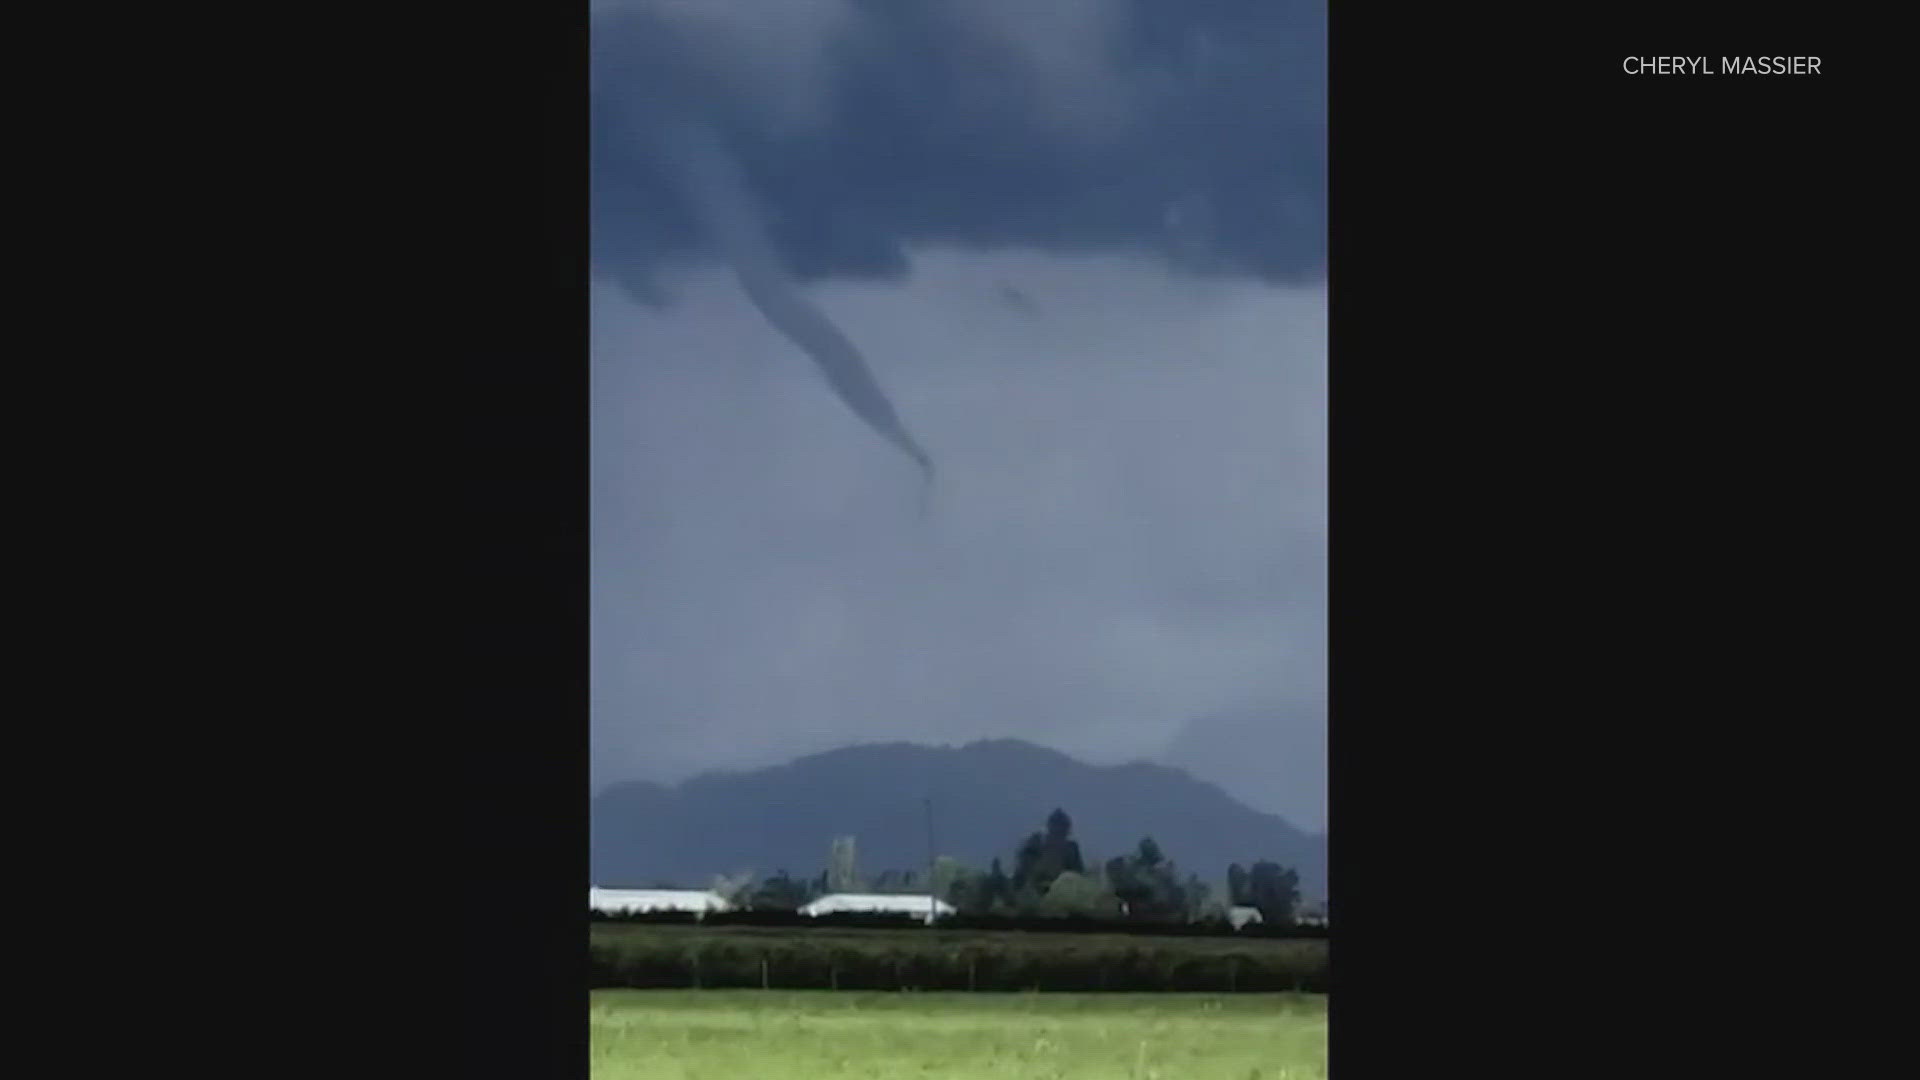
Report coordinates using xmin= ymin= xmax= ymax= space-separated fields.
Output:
xmin=1247 ymin=861 xmax=1302 ymax=927
xmin=1107 ymin=838 xmax=1187 ymax=922
xmin=1228 ymin=863 xmax=1251 ymax=907
xmin=1012 ymin=833 xmax=1047 ymax=893
xmin=984 ymin=857 xmax=1013 ymax=912
xmin=1011 ymin=807 xmax=1087 ymax=894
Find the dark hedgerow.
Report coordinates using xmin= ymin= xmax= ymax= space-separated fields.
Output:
xmin=588 ymin=909 xmax=702 ymax=926
xmin=588 ymin=923 xmax=1327 ymax=993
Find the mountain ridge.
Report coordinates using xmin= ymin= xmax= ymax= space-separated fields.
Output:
xmin=592 ymin=738 xmax=1326 ymax=900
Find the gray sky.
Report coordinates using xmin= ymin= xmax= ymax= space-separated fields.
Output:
xmin=590 ymin=0 xmax=1326 ymax=833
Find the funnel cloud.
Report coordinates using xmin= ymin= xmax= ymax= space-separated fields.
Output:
xmin=655 ymin=117 xmax=934 ymax=484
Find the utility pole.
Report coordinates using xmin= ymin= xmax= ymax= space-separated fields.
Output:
xmin=924 ymin=796 xmax=937 ymax=925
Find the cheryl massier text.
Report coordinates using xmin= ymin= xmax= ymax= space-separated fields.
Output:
xmin=1623 ymin=57 xmax=1822 ymax=74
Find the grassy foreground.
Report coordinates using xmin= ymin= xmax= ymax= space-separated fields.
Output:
xmin=590 ymin=989 xmax=1328 ymax=1079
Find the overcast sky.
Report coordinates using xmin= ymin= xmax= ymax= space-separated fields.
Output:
xmin=590 ymin=0 xmax=1326 ymax=833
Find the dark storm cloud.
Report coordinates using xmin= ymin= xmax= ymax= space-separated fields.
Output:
xmin=590 ymin=0 xmax=1325 ymax=302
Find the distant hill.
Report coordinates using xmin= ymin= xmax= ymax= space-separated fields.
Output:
xmin=592 ymin=739 xmax=1326 ymax=900
xmin=1160 ymin=705 xmax=1326 ymax=833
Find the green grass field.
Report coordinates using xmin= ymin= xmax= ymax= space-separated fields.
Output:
xmin=590 ymin=989 xmax=1328 ymax=1079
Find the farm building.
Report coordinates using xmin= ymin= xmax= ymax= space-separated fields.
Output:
xmin=588 ymin=887 xmax=733 ymax=917
xmin=799 ymin=893 xmax=956 ymax=922
xmin=1227 ymin=905 xmax=1265 ymax=930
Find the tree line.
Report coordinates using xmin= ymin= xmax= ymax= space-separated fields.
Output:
xmin=670 ymin=807 xmax=1318 ymax=927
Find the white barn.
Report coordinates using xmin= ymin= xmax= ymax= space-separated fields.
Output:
xmin=799 ymin=893 xmax=956 ymax=922
xmin=589 ymin=887 xmax=733 ymax=917
xmin=1227 ymin=905 xmax=1265 ymax=930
